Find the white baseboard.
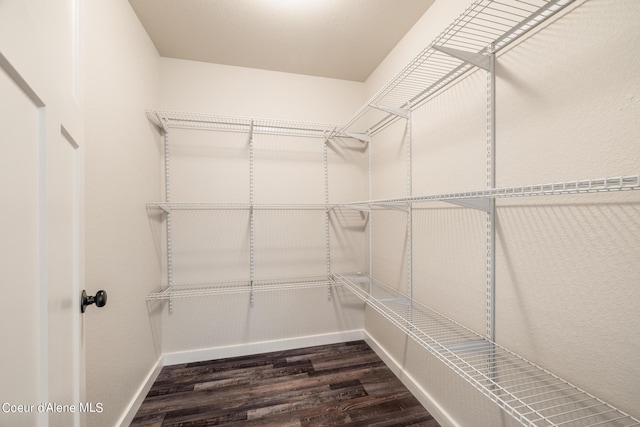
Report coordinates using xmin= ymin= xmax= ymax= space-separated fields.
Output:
xmin=364 ymin=333 xmax=459 ymax=427
xmin=117 ymin=355 xmax=163 ymax=427
xmin=163 ymin=329 xmax=365 ymax=366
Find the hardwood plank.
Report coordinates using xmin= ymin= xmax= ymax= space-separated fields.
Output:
xmin=130 ymin=341 xmax=440 ymax=427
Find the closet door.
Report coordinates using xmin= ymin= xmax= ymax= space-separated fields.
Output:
xmin=0 ymin=59 xmax=84 ymax=427
xmin=0 ymin=61 xmax=44 ymax=427
xmin=0 ymin=63 xmax=85 ymax=427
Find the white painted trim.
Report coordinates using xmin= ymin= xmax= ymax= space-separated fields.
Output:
xmin=163 ymin=330 xmax=365 ymax=366
xmin=117 ymin=355 xmax=164 ymax=427
xmin=364 ymin=332 xmax=459 ymax=427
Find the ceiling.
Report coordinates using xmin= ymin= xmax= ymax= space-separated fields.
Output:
xmin=129 ymin=0 xmax=435 ymax=82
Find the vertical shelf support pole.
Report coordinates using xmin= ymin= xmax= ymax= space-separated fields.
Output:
xmin=405 ymin=111 xmax=413 ymax=301
xmin=405 ymin=110 xmax=414 ymax=324
xmin=368 ymin=134 xmax=373 ymax=295
xmin=163 ymin=123 xmax=174 ymax=314
xmin=486 ymin=46 xmax=496 ymax=341
xmin=249 ymin=120 xmax=255 ymax=306
xmin=323 ymin=134 xmax=332 ymax=300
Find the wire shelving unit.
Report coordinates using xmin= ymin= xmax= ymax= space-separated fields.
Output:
xmin=146 ymin=110 xmax=344 ymax=308
xmin=334 ymin=175 xmax=640 ymax=211
xmin=340 ymin=0 xmax=576 ymax=136
xmin=335 ymin=273 xmax=640 ymax=427
xmin=147 ymin=275 xmax=339 ymax=301
xmin=147 ymin=202 xmax=330 ymax=213
xmin=148 ymin=174 xmax=640 ymax=214
xmin=146 ymin=110 xmax=340 ymax=139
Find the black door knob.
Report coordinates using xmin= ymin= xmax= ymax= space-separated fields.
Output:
xmin=81 ymin=290 xmax=107 ymax=313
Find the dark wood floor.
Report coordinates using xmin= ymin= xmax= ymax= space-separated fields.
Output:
xmin=130 ymin=340 xmax=440 ymax=426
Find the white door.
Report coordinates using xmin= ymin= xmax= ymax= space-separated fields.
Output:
xmin=0 ymin=58 xmax=83 ymax=427
xmin=47 ymin=125 xmax=82 ymax=427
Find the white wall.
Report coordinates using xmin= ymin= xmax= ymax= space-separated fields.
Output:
xmin=363 ymin=0 xmax=640 ymax=425
xmin=83 ymin=0 xmax=162 ymax=426
xmin=161 ymin=57 xmax=364 ymax=124
xmin=156 ymin=59 xmax=367 ymax=361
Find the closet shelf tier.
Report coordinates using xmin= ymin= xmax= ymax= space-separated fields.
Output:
xmin=146 ymin=109 xmax=343 ymax=139
xmin=341 ymin=0 xmax=575 ymax=135
xmin=148 ymin=175 xmax=640 ymax=213
xmin=146 ymin=275 xmax=338 ymax=301
xmin=334 ymin=273 xmax=640 ymax=427
xmin=341 ymin=175 xmax=640 ymax=210
xmin=147 ymin=202 xmax=330 ymax=212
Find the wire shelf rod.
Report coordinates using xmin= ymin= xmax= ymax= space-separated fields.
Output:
xmin=507 ymin=388 xmax=584 ymax=409
xmin=408 ymin=324 xmax=476 ymax=340
xmin=506 ymin=386 xmax=582 ymax=402
xmin=463 ymin=361 xmax=548 ymax=378
xmin=452 ymin=350 xmax=540 ymax=366
xmin=548 ymin=407 xmax=619 ymax=426
xmin=413 ymin=330 xmax=478 ymax=345
xmin=523 ymin=399 xmax=608 ymax=419
xmin=462 ymin=364 xmax=552 ymax=383
xmin=487 ymin=371 xmax=563 ymax=388
xmin=585 ymin=419 xmax=639 ymax=427
xmin=451 ymin=363 xmax=550 ymax=384
xmin=512 ymin=391 xmax=591 ymax=410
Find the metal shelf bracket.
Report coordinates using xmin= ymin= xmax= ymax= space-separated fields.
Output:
xmin=370 ymin=104 xmax=410 ymax=120
xmin=377 ymin=202 xmax=410 ymax=213
xmin=340 ymin=131 xmax=371 ymax=143
xmin=444 ymin=197 xmax=492 ymax=213
xmin=432 ymin=45 xmax=492 ymax=71
xmin=148 ymin=203 xmax=171 ymax=213
xmin=331 ymin=203 xmax=371 ymax=214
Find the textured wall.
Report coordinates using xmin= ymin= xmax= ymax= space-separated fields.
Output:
xmin=493 ymin=0 xmax=640 ymax=416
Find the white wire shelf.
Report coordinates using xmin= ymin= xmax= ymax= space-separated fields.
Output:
xmin=341 ymin=0 xmax=575 ymax=134
xmin=334 ymin=273 xmax=640 ymax=427
xmin=146 ymin=110 xmax=340 ymax=139
xmin=147 ymin=175 xmax=640 ymax=214
xmin=338 ymin=175 xmax=640 ymax=210
xmin=146 ymin=275 xmax=338 ymax=301
xmin=146 ymin=202 xmax=331 ymax=212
